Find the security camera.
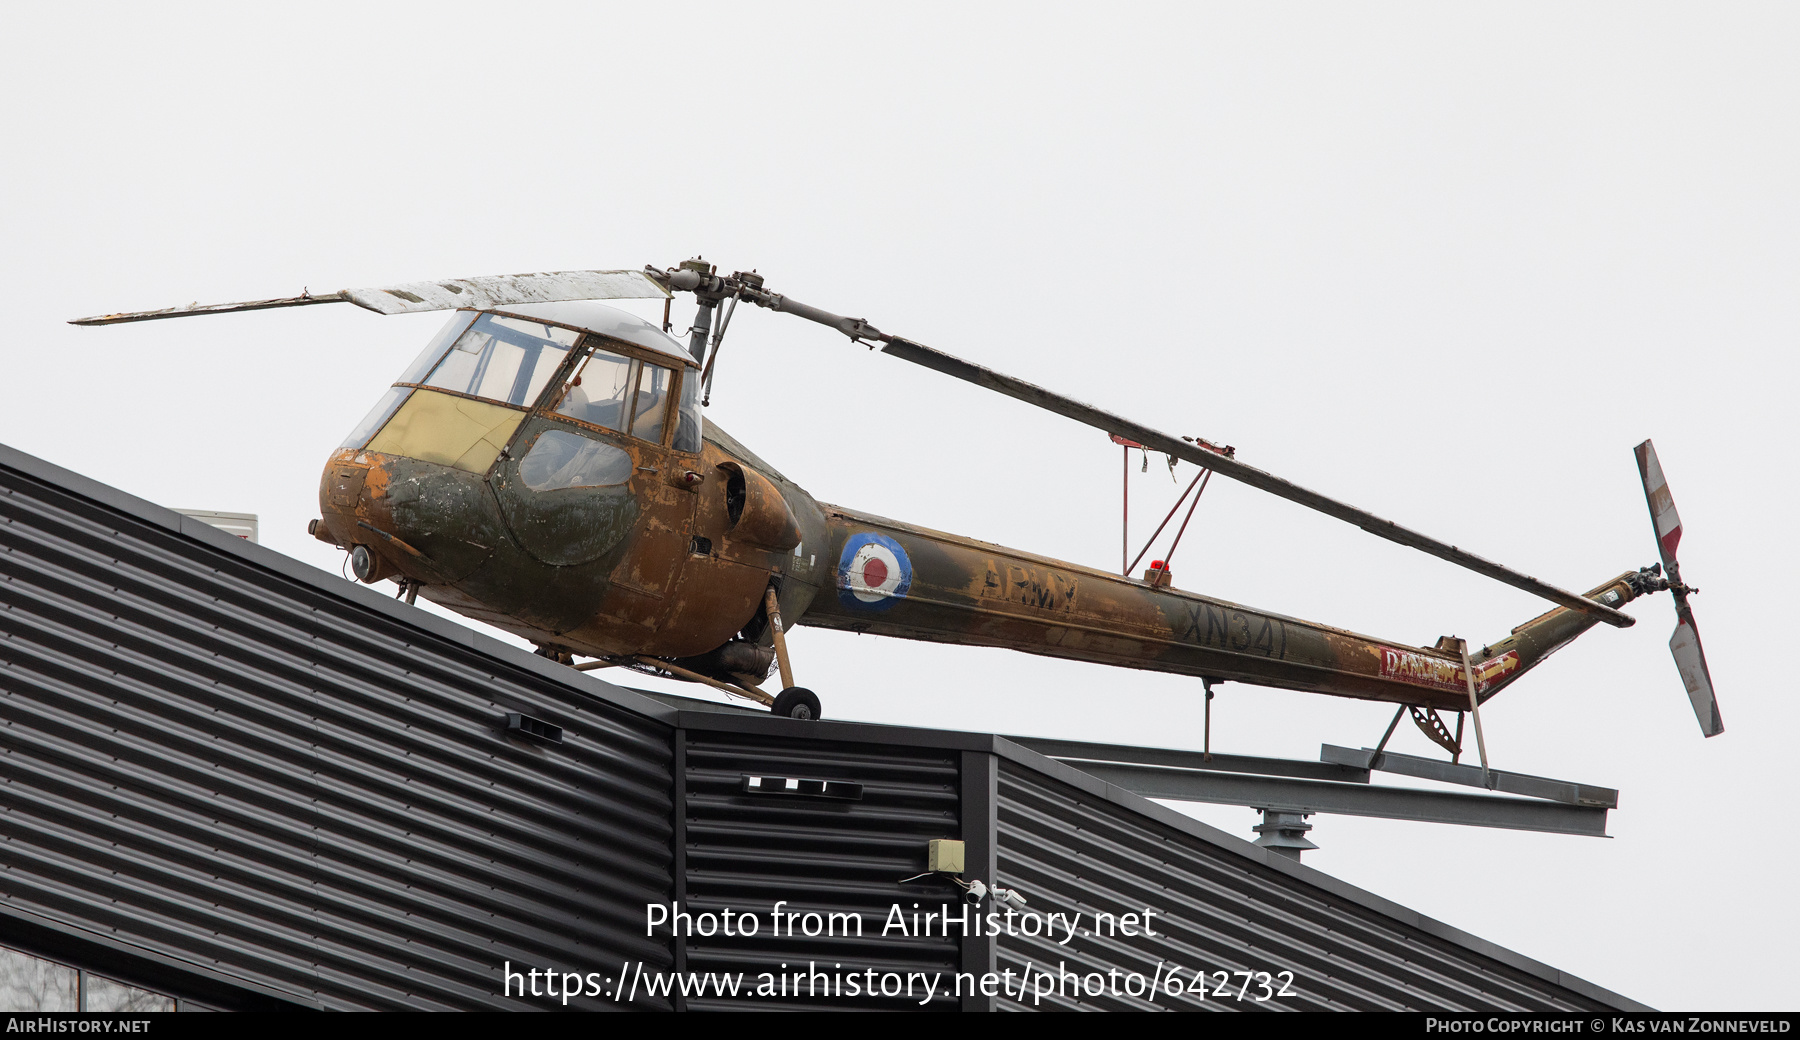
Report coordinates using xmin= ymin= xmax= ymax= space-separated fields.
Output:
xmin=993 ymin=887 xmax=1028 ymax=908
xmin=962 ymin=879 xmax=988 ymax=905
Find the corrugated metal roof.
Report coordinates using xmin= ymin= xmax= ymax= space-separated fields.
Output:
xmin=0 ymin=447 xmax=678 ymax=1010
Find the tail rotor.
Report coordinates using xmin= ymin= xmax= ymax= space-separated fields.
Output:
xmin=1635 ymin=440 xmax=1723 ymax=737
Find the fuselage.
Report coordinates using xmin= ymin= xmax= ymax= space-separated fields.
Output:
xmin=317 ymin=304 xmax=1642 ymax=711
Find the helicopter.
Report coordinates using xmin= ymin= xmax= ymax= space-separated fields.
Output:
xmin=71 ymin=261 xmax=1721 ymax=754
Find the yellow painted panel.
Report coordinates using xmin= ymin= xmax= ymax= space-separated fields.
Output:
xmin=367 ymin=390 xmax=525 ymax=473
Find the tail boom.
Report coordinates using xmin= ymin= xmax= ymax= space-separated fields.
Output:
xmin=797 ymin=507 xmax=1644 ymax=710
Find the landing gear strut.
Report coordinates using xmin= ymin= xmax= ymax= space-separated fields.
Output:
xmin=764 ymin=587 xmax=821 ymax=721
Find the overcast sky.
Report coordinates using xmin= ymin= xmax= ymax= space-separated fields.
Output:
xmin=3 ymin=3 xmax=1795 ymax=1010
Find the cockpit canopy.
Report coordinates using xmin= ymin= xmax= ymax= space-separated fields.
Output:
xmin=403 ymin=312 xmax=578 ymax=408
xmin=339 ymin=303 xmax=703 ymax=460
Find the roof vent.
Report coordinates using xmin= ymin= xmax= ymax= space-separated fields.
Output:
xmin=176 ymin=509 xmax=258 ymax=543
xmin=505 ymin=713 xmax=563 ymax=745
xmin=740 ymin=775 xmax=862 ymax=800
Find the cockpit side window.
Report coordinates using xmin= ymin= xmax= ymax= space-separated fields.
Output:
xmin=518 ymin=429 xmax=634 ymax=491
xmin=672 ymin=368 xmax=702 ymax=454
xmin=627 ymin=362 xmax=671 ymax=444
xmin=549 ymin=338 xmax=683 ymax=447
xmin=553 ymin=347 xmax=636 ymax=432
xmin=417 ymin=314 xmax=579 ymax=408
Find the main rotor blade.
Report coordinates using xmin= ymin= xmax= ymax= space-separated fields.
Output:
xmin=340 ymin=269 xmax=668 ymax=314
xmin=70 ymin=292 xmax=347 ymax=326
xmin=1669 ymin=608 xmax=1724 ymax=736
xmin=879 ymin=335 xmax=1634 ymax=628
xmin=1634 ymin=439 xmax=1683 ymax=574
xmin=71 ymin=269 xmax=669 ymax=327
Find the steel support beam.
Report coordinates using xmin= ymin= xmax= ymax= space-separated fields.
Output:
xmin=1009 ymin=737 xmax=1371 ymax=784
xmin=1068 ymin=761 xmax=1611 ymax=837
xmin=1320 ymin=745 xmax=1618 ymax=808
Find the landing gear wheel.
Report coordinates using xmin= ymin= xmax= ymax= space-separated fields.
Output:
xmin=771 ymin=687 xmax=822 ymax=721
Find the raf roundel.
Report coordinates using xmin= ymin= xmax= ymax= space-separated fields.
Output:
xmin=837 ymin=533 xmax=913 ymax=610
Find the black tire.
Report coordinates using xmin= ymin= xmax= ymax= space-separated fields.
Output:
xmin=771 ymin=687 xmax=822 ymax=721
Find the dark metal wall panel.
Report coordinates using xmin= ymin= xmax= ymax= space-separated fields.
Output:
xmin=993 ymin=759 xmax=1619 ymax=1012
xmin=0 ymin=458 xmax=677 ymax=1010
xmin=680 ymin=731 xmax=961 ymax=1010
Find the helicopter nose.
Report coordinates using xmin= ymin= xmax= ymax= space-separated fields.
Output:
xmin=317 ymin=449 xmax=501 ymax=586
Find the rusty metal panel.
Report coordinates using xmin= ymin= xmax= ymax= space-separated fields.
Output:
xmin=0 ymin=444 xmax=678 ymax=1010
xmin=678 ymin=730 xmax=962 ymax=1010
xmin=991 ymin=755 xmax=1645 ymax=1012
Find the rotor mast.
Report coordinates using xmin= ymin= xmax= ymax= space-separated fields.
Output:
xmin=673 ymin=258 xmax=727 ymax=366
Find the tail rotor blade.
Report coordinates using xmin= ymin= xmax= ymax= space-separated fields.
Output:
xmin=1634 ymin=439 xmax=1683 ymax=572
xmin=1669 ymin=611 xmax=1724 ymax=737
xmin=1634 ymin=440 xmax=1721 ymax=736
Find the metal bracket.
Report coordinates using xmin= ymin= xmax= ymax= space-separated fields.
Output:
xmin=1408 ymin=705 xmax=1462 ymax=756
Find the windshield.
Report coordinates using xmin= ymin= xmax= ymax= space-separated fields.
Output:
xmin=348 ymin=312 xmax=705 ymax=458
xmin=339 ymin=386 xmax=412 ymax=450
xmin=404 ymin=313 xmax=580 ymax=408
xmin=395 ymin=311 xmax=477 ymax=385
